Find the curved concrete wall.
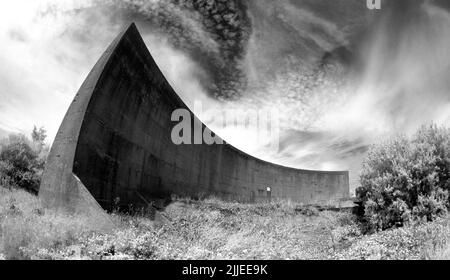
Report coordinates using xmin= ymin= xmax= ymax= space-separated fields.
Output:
xmin=39 ymin=23 xmax=349 ymax=212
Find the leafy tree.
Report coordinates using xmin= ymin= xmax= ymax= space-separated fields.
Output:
xmin=31 ymin=126 xmax=47 ymax=148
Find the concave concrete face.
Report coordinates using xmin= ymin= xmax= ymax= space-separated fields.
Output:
xmin=39 ymin=23 xmax=350 ymax=218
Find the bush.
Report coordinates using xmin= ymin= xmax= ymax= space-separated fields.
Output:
xmin=356 ymin=124 xmax=450 ymax=232
xmin=0 ymin=132 xmax=47 ymax=194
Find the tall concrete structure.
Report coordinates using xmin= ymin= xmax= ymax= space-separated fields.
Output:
xmin=39 ymin=23 xmax=349 ymax=222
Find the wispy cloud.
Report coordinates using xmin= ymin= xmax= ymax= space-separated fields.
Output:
xmin=0 ymin=0 xmax=123 ymax=138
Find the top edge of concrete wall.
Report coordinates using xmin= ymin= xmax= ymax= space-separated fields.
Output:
xmin=122 ymin=23 xmax=349 ymax=176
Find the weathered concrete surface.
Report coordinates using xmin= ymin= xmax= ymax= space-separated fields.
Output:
xmin=39 ymin=23 xmax=350 ymax=215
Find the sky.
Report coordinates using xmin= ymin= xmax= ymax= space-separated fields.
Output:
xmin=1 ymin=0 xmax=450 ymax=191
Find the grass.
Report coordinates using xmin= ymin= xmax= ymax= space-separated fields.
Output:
xmin=329 ymin=218 xmax=450 ymax=260
xmin=0 ymin=186 xmax=97 ymax=259
xmin=1 ymin=185 xmax=450 ymax=260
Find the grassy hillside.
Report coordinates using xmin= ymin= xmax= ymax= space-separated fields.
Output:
xmin=1 ymin=185 xmax=450 ymax=260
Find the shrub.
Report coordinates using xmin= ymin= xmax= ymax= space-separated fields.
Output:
xmin=0 ymin=132 xmax=47 ymax=194
xmin=356 ymin=124 xmax=450 ymax=232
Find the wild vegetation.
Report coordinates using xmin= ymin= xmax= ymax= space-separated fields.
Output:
xmin=357 ymin=125 xmax=450 ymax=232
xmin=0 ymin=124 xmax=450 ymax=260
xmin=1 ymin=186 xmax=449 ymax=260
xmin=0 ymin=126 xmax=48 ymax=194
